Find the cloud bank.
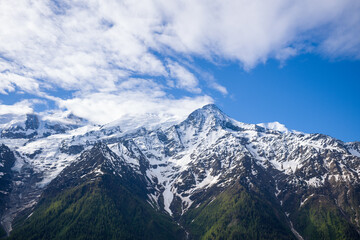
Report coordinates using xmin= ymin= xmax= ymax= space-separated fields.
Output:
xmin=0 ymin=0 xmax=359 ymax=124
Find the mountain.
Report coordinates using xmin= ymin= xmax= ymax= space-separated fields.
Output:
xmin=0 ymin=104 xmax=360 ymax=239
xmin=0 ymin=112 xmax=88 ymax=139
xmin=8 ymin=143 xmax=185 ymax=240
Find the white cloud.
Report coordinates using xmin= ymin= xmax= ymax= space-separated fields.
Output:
xmin=157 ymin=0 xmax=360 ymax=68
xmin=0 ymin=100 xmax=34 ymax=116
xmin=0 ymin=72 xmax=41 ymax=95
xmin=0 ymin=0 xmax=167 ymax=95
xmin=57 ymin=91 xmax=212 ymax=125
xmin=0 ymin=0 xmax=359 ymax=122
xmin=319 ymin=2 xmax=360 ymax=59
xmin=167 ymin=61 xmax=201 ymax=93
xmin=0 ymin=0 xmax=356 ymax=89
xmin=209 ymin=82 xmax=228 ymax=95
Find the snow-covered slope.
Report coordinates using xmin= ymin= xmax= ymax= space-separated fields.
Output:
xmin=0 ymin=111 xmax=89 ymax=139
xmin=0 ymin=104 xmax=359 ymax=234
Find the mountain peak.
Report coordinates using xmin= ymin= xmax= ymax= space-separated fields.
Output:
xmin=201 ymin=103 xmax=221 ymax=111
xmin=177 ymin=104 xmax=244 ymax=134
xmin=183 ymin=104 xmax=228 ymax=126
xmin=25 ymin=114 xmax=40 ymax=130
xmin=188 ymin=104 xmax=227 ymax=119
xmin=199 ymin=104 xmax=226 ymax=115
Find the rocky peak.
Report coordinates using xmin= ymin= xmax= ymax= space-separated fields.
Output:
xmin=25 ymin=114 xmax=39 ymax=130
xmin=46 ymin=143 xmax=122 ymax=190
xmin=180 ymin=104 xmax=236 ymax=131
xmin=186 ymin=104 xmax=227 ymax=121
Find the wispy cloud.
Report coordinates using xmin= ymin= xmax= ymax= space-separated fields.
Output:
xmin=167 ymin=61 xmax=201 ymax=93
xmin=0 ymin=0 xmax=358 ymax=123
xmin=0 ymin=100 xmax=34 ymax=115
xmin=58 ymin=91 xmax=213 ymax=124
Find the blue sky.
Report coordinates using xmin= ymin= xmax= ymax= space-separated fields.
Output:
xmin=0 ymin=0 xmax=359 ymax=142
xmin=209 ymin=55 xmax=360 ymax=142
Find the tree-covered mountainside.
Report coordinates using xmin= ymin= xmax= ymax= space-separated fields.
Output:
xmin=182 ymin=183 xmax=295 ymax=240
xmin=292 ymin=195 xmax=359 ymax=240
xmin=7 ymin=177 xmax=360 ymax=240
xmin=0 ymin=226 xmax=6 ymax=239
xmin=9 ymin=175 xmax=185 ymax=240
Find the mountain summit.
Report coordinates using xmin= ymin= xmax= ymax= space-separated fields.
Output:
xmin=0 ymin=105 xmax=359 ymax=239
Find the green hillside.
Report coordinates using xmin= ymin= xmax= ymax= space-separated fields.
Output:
xmin=183 ymin=183 xmax=296 ymax=240
xmin=292 ymin=196 xmax=359 ymax=240
xmin=9 ymin=175 xmax=184 ymax=240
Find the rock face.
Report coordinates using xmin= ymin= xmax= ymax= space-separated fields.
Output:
xmin=0 ymin=104 xmax=360 ymax=239
xmin=0 ymin=145 xmax=16 ymax=217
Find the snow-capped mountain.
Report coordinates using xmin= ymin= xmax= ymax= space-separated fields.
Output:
xmin=1 ymin=104 xmax=359 ymax=239
xmin=0 ymin=111 xmax=89 ymax=139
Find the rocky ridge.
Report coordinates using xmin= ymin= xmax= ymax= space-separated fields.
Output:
xmin=0 ymin=104 xmax=359 ymax=239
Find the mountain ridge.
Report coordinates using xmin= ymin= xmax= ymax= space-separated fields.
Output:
xmin=0 ymin=104 xmax=359 ymax=239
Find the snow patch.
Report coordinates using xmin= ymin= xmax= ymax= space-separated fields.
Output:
xmin=257 ymin=122 xmax=289 ymax=133
xmin=305 ymin=177 xmax=323 ymax=187
xmin=300 ymin=194 xmax=314 ymax=207
xmin=196 ymin=171 xmax=220 ymax=189
xmin=163 ymin=181 xmax=174 ymax=216
xmin=349 ymin=148 xmax=360 ymax=158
